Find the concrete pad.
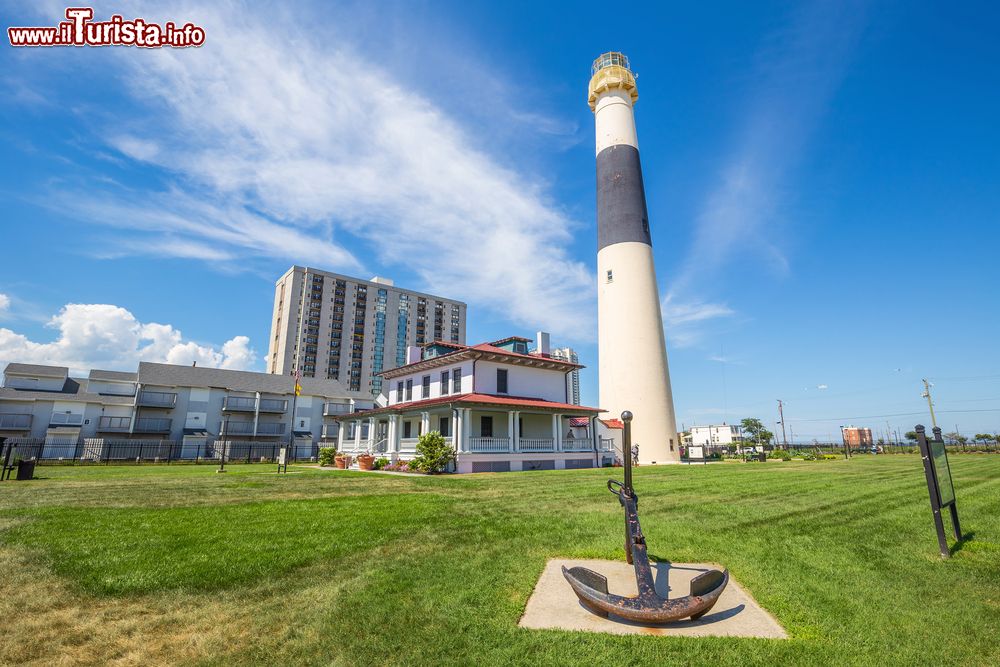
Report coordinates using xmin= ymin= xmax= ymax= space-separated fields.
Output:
xmin=519 ymin=559 xmax=787 ymax=639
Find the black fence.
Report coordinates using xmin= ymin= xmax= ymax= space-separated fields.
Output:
xmin=0 ymin=437 xmax=321 ymax=466
xmin=687 ymin=440 xmax=997 ymax=459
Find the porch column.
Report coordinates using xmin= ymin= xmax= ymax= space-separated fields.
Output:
xmin=552 ymin=413 xmax=560 ymax=451
xmin=420 ymin=411 xmax=430 ymax=436
xmin=507 ymin=410 xmax=515 ymax=453
xmin=454 ymin=409 xmax=463 ymax=452
xmin=387 ymin=416 xmax=397 ymax=453
xmin=354 ymin=419 xmax=361 ymax=451
xmin=556 ymin=414 xmax=563 ymax=451
xmin=512 ymin=410 xmax=521 ymax=452
xmin=337 ymin=419 xmax=345 ymax=451
xmin=463 ymin=408 xmax=472 ymax=452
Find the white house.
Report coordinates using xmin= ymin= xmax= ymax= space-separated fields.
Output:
xmin=336 ymin=333 xmax=615 ymax=473
xmin=690 ymin=424 xmax=743 ymax=449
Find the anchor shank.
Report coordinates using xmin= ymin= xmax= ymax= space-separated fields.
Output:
xmin=622 ymin=493 xmax=656 ymax=598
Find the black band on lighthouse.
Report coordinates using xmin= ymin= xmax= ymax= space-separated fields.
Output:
xmin=596 ymin=144 xmax=652 ymax=251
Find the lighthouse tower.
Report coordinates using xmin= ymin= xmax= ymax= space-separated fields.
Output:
xmin=589 ymin=52 xmax=678 ymax=463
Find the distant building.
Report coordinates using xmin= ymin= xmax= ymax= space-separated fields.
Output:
xmin=0 ymin=361 xmax=372 ymax=459
xmin=335 ymin=332 xmax=609 ymax=473
xmin=551 ymin=347 xmax=581 ymax=406
xmin=690 ymin=424 xmax=743 ymax=449
xmin=267 ymin=266 xmax=467 ymax=396
xmin=842 ymin=426 xmax=873 ymax=447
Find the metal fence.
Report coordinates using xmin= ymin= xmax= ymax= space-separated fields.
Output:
xmin=0 ymin=437 xmax=320 ymax=465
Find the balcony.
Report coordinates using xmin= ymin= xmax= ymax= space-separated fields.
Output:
xmin=224 ymin=421 xmax=256 ymax=436
xmin=49 ymin=413 xmax=84 ymax=427
xmin=0 ymin=414 xmax=32 ymax=430
xmin=469 ymin=437 xmax=510 ymax=453
xmin=323 ymin=402 xmax=353 ymax=416
xmin=256 ymin=422 xmax=286 ymax=436
xmin=97 ymin=416 xmax=131 ymax=432
xmin=138 ymin=391 xmax=177 ymax=408
xmin=133 ymin=417 xmax=172 ymax=433
xmin=222 ymin=396 xmax=257 ymax=412
xmin=224 ymin=421 xmax=286 ymax=436
xmin=258 ymin=398 xmax=288 ymax=413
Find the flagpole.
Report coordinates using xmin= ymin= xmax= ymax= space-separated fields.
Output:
xmin=289 ymin=369 xmax=301 ymax=461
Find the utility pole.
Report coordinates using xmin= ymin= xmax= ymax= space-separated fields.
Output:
xmin=777 ymin=400 xmax=788 ymax=449
xmin=921 ymin=378 xmax=938 ymax=429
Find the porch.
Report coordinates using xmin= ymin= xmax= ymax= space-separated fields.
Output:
xmin=336 ymin=406 xmax=601 ymax=463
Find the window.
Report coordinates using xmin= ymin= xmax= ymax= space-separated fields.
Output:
xmin=396 ymin=381 xmax=404 ymax=402
xmin=440 ymin=371 xmax=450 ymax=395
xmin=453 ymin=368 xmax=462 ymax=393
xmin=480 ymin=415 xmax=493 ymax=438
xmin=422 ymin=375 xmax=431 ymax=399
xmin=404 ymin=421 xmax=412 ymax=438
xmin=405 ymin=379 xmax=413 ymax=401
xmin=606 ymin=269 xmax=613 ymax=283
xmin=439 ymin=417 xmax=450 ymax=437
xmin=497 ymin=369 xmax=508 ymax=394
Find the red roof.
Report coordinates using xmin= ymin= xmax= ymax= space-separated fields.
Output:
xmin=600 ymin=419 xmax=624 ymax=429
xmin=336 ymin=392 xmax=602 ymax=418
xmin=569 ymin=417 xmax=590 ymax=427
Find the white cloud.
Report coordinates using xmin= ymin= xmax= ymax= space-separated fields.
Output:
xmin=661 ymin=295 xmax=735 ymax=348
xmin=0 ymin=303 xmax=257 ymax=375
xmin=817 ymin=384 xmax=828 ymax=390
xmin=45 ymin=1 xmax=594 ymax=341
xmin=0 ymin=293 xmax=9 ymax=313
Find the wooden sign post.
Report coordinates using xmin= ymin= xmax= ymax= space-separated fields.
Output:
xmin=915 ymin=424 xmax=962 ymax=557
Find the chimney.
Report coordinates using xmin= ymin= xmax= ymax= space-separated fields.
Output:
xmin=536 ymin=331 xmax=550 ymax=357
xmin=406 ymin=345 xmax=422 ymax=364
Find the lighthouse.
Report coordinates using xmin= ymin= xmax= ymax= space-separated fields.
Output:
xmin=589 ymin=52 xmax=678 ymax=463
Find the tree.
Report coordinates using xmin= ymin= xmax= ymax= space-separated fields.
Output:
xmin=410 ymin=430 xmax=456 ymax=474
xmin=740 ymin=418 xmax=774 ymax=448
xmin=904 ymin=431 xmax=919 ymax=443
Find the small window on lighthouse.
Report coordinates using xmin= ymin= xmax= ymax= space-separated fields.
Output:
xmin=606 ymin=270 xmax=613 ymax=283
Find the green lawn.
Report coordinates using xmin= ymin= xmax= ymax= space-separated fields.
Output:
xmin=1 ymin=457 xmax=998 ymax=666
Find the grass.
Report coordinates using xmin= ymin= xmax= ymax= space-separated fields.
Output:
xmin=1 ymin=457 xmax=998 ymax=666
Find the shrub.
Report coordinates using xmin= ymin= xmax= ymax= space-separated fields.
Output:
xmin=373 ymin=457 xmax=389 ymax=470
xmin=410 ymin=431 xmax=456 ymax=474
xmin=318 ymin=447 xmax=336 ymax=466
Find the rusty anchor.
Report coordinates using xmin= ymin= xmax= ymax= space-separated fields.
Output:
xmin=562 ymin=411 xmax=729 ymax=623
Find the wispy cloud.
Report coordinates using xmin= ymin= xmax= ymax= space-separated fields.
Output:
xmin=22 ymin=1 xmax=594 ymax=341
xmin=664 ymin=1 xmax=867 ymax=340
xmin=661 ymin=295 xmax=735 ymax=348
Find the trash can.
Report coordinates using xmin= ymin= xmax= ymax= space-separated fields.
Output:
xmin=16 ymin=459 xmax=35 ymax=481
xmin=757 ymin=452 xmax=767 ymax=463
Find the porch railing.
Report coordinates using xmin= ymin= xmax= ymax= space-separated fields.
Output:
xmin=562 ymin=439 xmax=592 ymax=452
xmin=519 ymin=438 xmax=554 ymax=452
xmin=400 ymin=437 xmax=419 ymax=452
xmin=470 ymin=437 xmax=510 ymax=453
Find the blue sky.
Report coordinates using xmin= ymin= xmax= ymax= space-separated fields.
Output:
xmin=2 ymin=1 xmax=998 ymax=440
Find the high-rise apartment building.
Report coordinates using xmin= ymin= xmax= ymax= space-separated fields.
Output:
xmin=267 ymin=267 xmax=467 ymax=396
xmin=551 ymin=347 xmax=581 ymax=405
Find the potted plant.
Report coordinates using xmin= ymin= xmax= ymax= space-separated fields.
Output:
xmin=356 ymin=451 xmax=376 ymax=471
xmin=334 ymin=452 xmax=351 ymax=469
